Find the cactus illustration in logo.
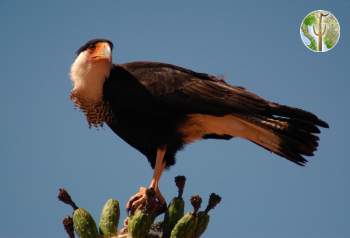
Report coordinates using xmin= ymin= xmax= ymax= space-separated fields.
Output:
xmin=300 ymin=10 xmax=340 ymax=52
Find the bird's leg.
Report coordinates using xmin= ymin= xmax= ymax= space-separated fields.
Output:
xmin=149 ymin=148 xmax=166 ymax=205
xmin=126 ymin=146 xmax=167 ymax=212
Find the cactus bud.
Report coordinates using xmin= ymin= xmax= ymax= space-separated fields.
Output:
xmin=99 ymin=199 xmax=120 ymax=237
xmin=174 ymin=176 xmax=186 ymax=198
xmin=58 ymin=188 xmax=78 ymax=210
xmin=73 ymin=208 xmax=99 ymax=238
xmin=205 ymin=193 xmax=221 ymax=214
xmin=162 ymin=176 xmax=186 ymax=238
xmin=190 ymin=195 xmax=202 ymax=215
xmin=63 ymin=216 xmax=75 ymax=238
xmin=194 ymin=193 xmax=222 ymax=238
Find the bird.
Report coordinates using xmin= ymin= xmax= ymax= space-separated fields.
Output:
xmin=69 ymin=38 xmax=329 ymax=210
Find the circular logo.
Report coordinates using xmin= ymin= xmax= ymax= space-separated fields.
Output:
xmin=300 ymin=10 xmax=340 ymax=52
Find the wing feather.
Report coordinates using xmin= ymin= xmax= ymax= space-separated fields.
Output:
xmin=120 ymin=61 xmax=268 ymax=115
xmin=120 ymin=61 xmax=328 ymax=128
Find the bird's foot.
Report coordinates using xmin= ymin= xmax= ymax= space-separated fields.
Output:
xmin=126 ymin=186 xmax=166 ymax=215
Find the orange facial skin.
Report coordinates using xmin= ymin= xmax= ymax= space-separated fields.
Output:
xmin=88 ymin=42 xmax=112 ymax=62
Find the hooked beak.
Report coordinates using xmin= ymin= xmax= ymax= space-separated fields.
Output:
xmin=90 ymin=42 xmax=112 ymax=62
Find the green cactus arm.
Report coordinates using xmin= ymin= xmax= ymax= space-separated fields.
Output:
xmin=73 ymin=208 xmax=99 ymax=238
xmin=128 ymin=209 xmax=153 ymax=238
xmin=127 ymin=188 xmax=158 ymax=238
xmin=163 ymin=197 xmax=185 ymax=238
xmin=99 ymin=199 xmax=120 ymax=237
xmin=193 ymin=212 xmax=210 ymax=238
xmin=170 ymin=213 xmax=197 ymax=238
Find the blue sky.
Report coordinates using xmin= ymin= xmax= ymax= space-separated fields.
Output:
xmin=1 ymin=1 xmax=349 ymax=237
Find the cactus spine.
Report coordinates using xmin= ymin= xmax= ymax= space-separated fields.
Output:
xmin=162 ymin=176 xmax=186 ymax=238
xmin=170 ymin=195 xmax=202 ymax=238
xmin=194 ymin=193 xmax=222 ymax=238
xmin=313 ymin=12 xmax=329 ymax=51
xmin=73 ymin=208 xmax=99 ymax=238
xmin=99 ymin=199 xmax=120 ymax=237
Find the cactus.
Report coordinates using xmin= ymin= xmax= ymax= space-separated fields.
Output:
xmin=194 ymin=193 xmax=222 ymax=238
xmin=313 ymin=12 xmax=329 ymax=51
xmin=170 ymin=195 xmax=202 ymax=238
xmin=73 ymin=208 xmax=99 ymax=238
xmin=128 ymin=188 xmax=157 ymax=238
xmin=162 ymin=176 xmax=186 ymax=238
xmin=58 ymin=178 xmax=222 ymax=238
xmin=99 ymin=199 xmax=120 ymax=237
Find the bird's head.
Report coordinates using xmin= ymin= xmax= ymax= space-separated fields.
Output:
xmin=75 ymin=38 xmax=113 ymax=62
xmin=70 ymin=39 xmax=114 ymax=102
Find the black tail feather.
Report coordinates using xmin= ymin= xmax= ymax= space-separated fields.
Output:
xmin=268 ymin=103 xmax=329 ymax=128
xmin=246 ymin=103 xmax=328 ymax=166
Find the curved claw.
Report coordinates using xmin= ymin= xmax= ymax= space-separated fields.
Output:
xmin=126 ymin=187 xmax=147 ymax=213
xmin=126 ymin=186 xmax=167 ymax=215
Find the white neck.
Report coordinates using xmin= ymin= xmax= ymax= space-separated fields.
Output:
xmin=70 ymin=52 xmax=111 ymax=102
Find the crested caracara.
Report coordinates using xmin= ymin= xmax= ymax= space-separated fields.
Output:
xmin=69 ymin=39 xmax=329 ymax=210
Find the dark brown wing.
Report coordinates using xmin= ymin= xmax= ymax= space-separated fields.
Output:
xmin=120 ymin=61 xmax=328 ymax=128
xmin=120 ymin=61 xmax=271 ymax=116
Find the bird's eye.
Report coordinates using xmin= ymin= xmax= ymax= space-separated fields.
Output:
xmin=89 ymin=44 xmax=96 ymax=50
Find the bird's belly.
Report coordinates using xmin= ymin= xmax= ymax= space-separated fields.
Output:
xmin=110 ymin=111 xmax=185 ymax=147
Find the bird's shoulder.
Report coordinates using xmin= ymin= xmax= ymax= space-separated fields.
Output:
xmin=113 ymin=61 xmax=236 ymax=94
xmin=117 ymin=61 xmax=222 ymax=83
xmin=107 ymin=61 xmax=268 ymax=115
